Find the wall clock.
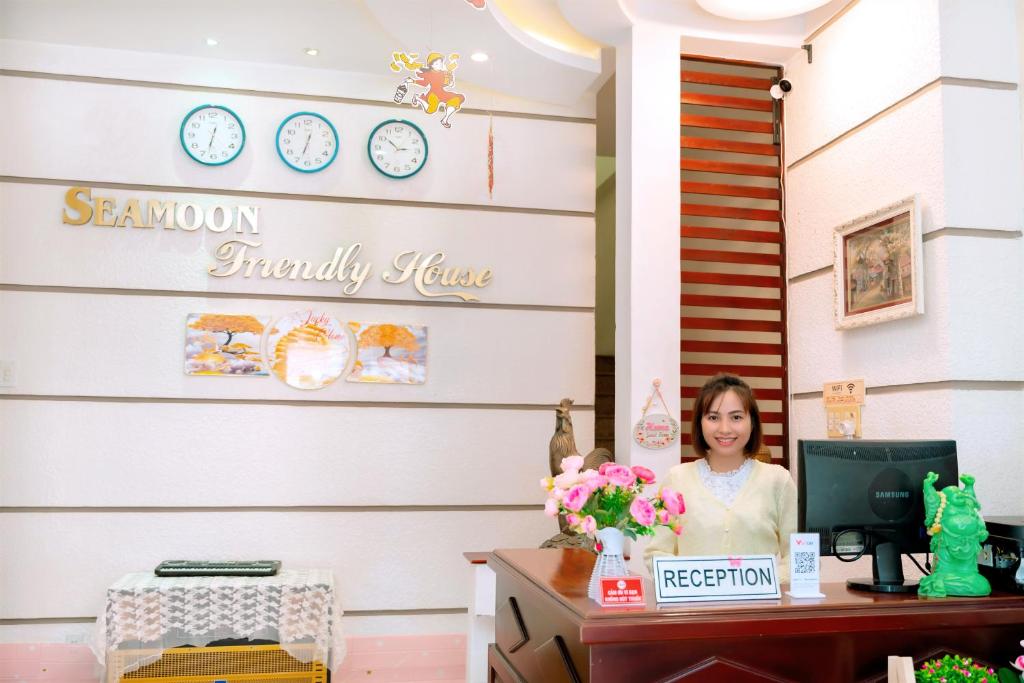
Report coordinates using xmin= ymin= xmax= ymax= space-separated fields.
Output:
xmin=367 ymin=119 xmax=428 ymax=178
xmin=276 ymin=112 xmax=339 ymax=173
xmin=179 ymin=104 xmax=245 ymax=165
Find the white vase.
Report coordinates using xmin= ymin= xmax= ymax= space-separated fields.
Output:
xmin=588 ymin=527 xmax=629 ymax=601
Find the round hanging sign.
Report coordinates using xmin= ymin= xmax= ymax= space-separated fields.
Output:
xmin=633 ymin=413 xmax=680 ymax=449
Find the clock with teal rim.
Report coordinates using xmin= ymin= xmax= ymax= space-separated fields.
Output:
xmin=367 ymin=119 xmax=428 ymax=178
xmin=179 ymin=104 xmax=245 ymax=166
xmin=276 ymin=111 xmax=339 ymax=173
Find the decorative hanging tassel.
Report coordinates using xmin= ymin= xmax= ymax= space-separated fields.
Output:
xmin=487 ymin=114 xmax=494 ymax=199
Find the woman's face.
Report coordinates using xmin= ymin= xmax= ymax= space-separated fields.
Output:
xmin=701 ymin=389 xmax=752 ymax=460
xmin=429 ymin=58 xmax=444 ymax=70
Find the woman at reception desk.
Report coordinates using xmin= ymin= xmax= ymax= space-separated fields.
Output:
xmin=644 ymin=373 xmax=797 ymax=576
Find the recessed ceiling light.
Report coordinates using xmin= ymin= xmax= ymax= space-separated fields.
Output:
xmin=206 ymin=38 xmax=218 ymax=46
xmin=696 ymin=0 xmax=831 ymax=20
xmin=305 ymin=48 xmax=319 ymax=56
xmin=471 ymin=52 xmax=489 ymax=62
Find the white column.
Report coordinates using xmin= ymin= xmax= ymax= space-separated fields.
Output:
xmin=614 ymin=21 xmax=682 ymax=481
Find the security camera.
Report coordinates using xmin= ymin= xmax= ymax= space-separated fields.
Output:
xmin=769 ymin=79 xmax=792 ymax=100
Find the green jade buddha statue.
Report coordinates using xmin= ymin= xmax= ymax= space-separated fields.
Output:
xmin=918 ymin=472 xmax=991 ymax=598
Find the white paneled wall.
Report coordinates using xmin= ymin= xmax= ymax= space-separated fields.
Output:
xmin=783 ymin=0 xmax=1024 ymax=586
xmin=0 ymin=290 xmax=593 ymax=403
xmin=0 ymin=183 xmax=595 ymax=307
xmin=0 ymin=41 xmax=595 ymax=640
xmin=0 ymin=75 xmax=594 ymax=212
xmin=0 ymin=511 xmax=553 ymax=618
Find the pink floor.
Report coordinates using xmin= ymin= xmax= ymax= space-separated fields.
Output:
xmin=0 ymin=636 xmax=465 ymax=683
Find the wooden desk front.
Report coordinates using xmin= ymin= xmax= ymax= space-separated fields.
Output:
xmin=488 ymin=548 xmax=1024 ymax=682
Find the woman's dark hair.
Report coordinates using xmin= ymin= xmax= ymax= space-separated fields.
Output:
xmin=690 ymin=373 xmax=763 ymax=458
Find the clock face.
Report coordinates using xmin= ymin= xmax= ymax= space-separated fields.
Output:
xmin=179 ymin=105 xmax=245 ymax=166
xmin=276 ymin=112 xmax=339 ymax=173
xmin=368 ymin=119 xmax=428 ymax=179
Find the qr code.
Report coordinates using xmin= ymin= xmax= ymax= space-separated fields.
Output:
xmin=793 ymin=551 xmax=816 ymax=575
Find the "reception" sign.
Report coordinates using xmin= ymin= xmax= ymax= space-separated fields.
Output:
xmin=652 ymin=555 xmax=780 ymax=603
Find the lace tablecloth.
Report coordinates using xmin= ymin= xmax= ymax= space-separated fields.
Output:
xmin=92 ymin=569 xmax=345 ymax=677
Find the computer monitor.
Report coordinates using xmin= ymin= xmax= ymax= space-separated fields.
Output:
xmin=798 ymin=439 xmax=958 ymax=593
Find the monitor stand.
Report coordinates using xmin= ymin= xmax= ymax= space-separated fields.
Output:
xmin=846 ymin=541 xmax=919 ymax=594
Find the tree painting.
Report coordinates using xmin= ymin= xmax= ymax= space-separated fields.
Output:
xmin=358 ymin=324 xmax=420 ymax=359
xmin=349 ymin=322 xmax=427 ymax=384
xmin=184 ymin=313 xmax=270 ymax=376
xmin=188 ymin=314 xmax=267 ymax=347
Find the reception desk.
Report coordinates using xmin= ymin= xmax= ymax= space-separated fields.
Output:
xmin=488 ymin=548 xmax=1024 ymax=682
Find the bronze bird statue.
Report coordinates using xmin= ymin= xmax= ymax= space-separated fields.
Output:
xmin=541 ymin=398 xmax=614 ymax=551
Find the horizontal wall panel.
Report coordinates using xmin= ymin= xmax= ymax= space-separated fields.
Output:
xmin=680 ymin=226 xmax=781 ymax=243
xmin=680 ymin=249 xmax=780 ymax=265
xmin=681 ymin=159 xmax=779 ymax=177
xmin=680 ymin=92 xmax=773 ymax=112
xmin=681 ymin=363 xmax=783 ymax=378
xmin=0 ymin=182 xmax=594 ymax=308
xmin=0 ymin=75 xmax=594 ymax=213
xmin=680 ymin=205 xmax=780 ymax=222
xmin=679 ymin=294 xmax=781 ymax=310
xmin=680 ymin=115 xmax=773 ymax=133
xmin=0 ymin=290 xmax=593 ymax=403
xmin=782 ymin=1 xmax=941 ymax=162
xmin=681 ymin=271 xmax=781 ymax=288
xmin=680 ymin=340 xmax=782 ymax=354
xmin=785 ymin=87 xmax=945 ymax=277
xmin=680 ymin=70 xmax=772 ymax=90
xmin=680 ymin=137 xmax=778 ymax=156
xmin=681 ymin=317 xmax=782 ymax=332
xmin=0 ymin=40 xmax=596 ymax=120
xmin=682 ymin=386 xmax=784 ymax=400
xmin=681 ymin=182 xmax=780 ymax=200
xmin=0 ymin=510 xmax=553 ymax=617
xmin=0 ymin=400 xmax=592 ymax=507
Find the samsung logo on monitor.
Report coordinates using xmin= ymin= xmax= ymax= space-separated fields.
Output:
xmin=875 ymin=491 xmax=911 ymax=500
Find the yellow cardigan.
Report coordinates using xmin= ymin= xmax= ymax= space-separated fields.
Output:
xmin=645 ymin=459 xmax=798 ymax=578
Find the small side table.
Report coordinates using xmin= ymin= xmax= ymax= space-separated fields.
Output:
xmin=463 ymin=552 xmax=496 ymax=683
xmin=92 ymin=569 xmax=345 ymax=682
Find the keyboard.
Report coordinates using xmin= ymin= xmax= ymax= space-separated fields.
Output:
xmin=155 ymin=560 xmax=281 ymax=577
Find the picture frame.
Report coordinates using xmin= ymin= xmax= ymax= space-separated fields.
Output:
xmin=833 ymin=196 xmax=923 ymax=329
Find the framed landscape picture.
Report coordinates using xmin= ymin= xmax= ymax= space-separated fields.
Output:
xmin=833 ymin=196 xmax=923 ymax=329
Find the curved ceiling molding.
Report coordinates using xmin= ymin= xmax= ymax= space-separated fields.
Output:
xmin=489 ymin=0 xmax=602 ymax=63
xmin=363 ymin=0 xmax=602 ymax=106
xmin=556 ymin=0 xmax=636 ymax=46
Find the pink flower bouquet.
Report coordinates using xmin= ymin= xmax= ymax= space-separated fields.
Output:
xmin=541 ymin=455 xmax=685 ymax=540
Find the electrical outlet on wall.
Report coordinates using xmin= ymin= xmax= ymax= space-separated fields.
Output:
xmin=0 ymin=360 xmax=16 ymax=388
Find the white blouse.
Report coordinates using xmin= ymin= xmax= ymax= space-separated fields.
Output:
xmin=697 ymin=457 xmax=754 ymax=508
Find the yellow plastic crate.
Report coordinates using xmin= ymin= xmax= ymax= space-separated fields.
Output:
xmin=109 ymin=644 xmax=326 ymax=683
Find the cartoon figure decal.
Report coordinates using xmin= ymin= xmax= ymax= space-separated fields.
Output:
xmin=390 ymin=51 xmax=465 ymax=128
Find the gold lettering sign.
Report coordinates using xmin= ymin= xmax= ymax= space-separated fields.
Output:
xmin=61 ymin=187 xmax=260 ymax=234
xmin=61 ymin=187 xmax=492 ymax=302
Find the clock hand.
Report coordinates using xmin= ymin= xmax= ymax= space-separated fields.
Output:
xmin=208 ymin=126 xmax=218 ymax=151
xmin=387 ymin=139 xmax=399 ymax=150
xmin=302 ymin=132 xmax=312 ymax=157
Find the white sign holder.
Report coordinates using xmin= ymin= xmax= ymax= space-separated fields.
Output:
xmin=786 ymin=533 xmax=825 ymax=598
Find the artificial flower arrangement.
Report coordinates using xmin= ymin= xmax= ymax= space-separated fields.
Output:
xmin=541 ymin=455 xmax=686 ymax=541
xmin=913 ymin=654 xmax=1001 ymax=682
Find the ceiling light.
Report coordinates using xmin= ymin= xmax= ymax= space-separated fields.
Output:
xmin=470 ymin=52 xmax=489 ymax=62
xmin=205 ymin=38 xmax=218 ymax=46
xmin=695 ymin=0 xmax=832 ymax=21
xmin=305 ymin=48 xmax=319 ymax=56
